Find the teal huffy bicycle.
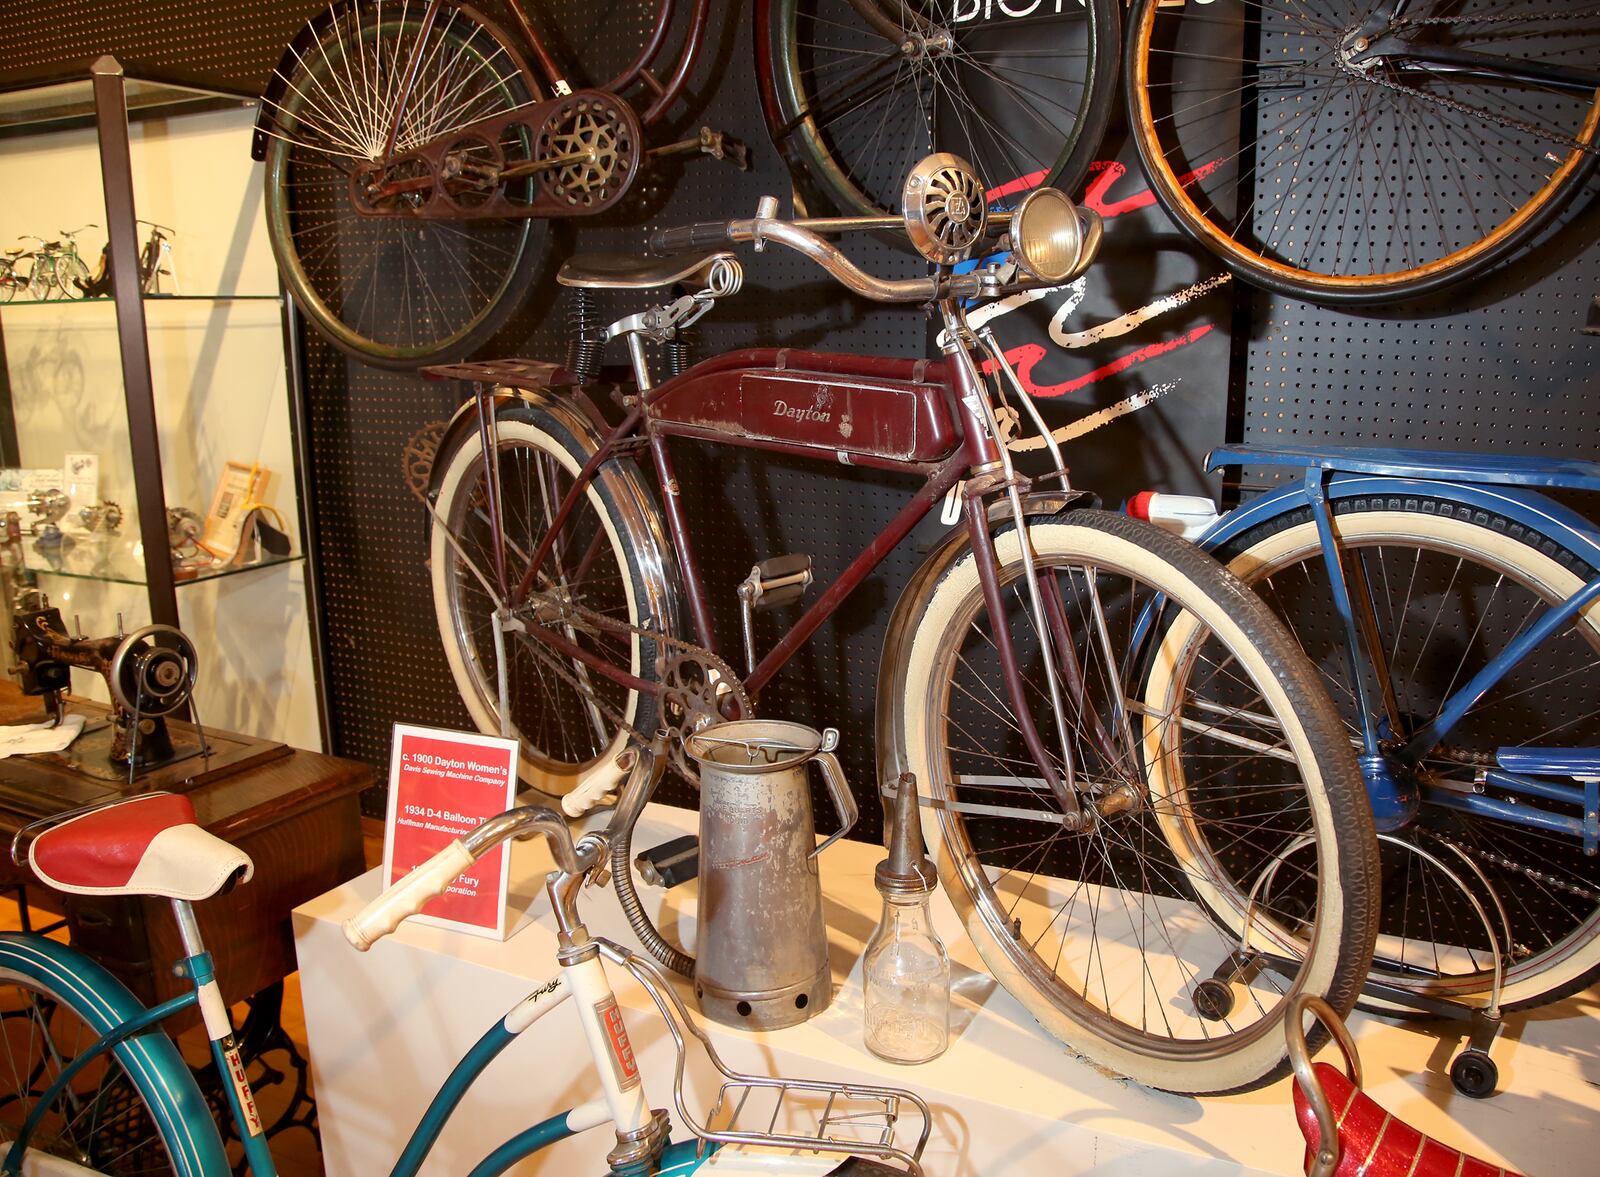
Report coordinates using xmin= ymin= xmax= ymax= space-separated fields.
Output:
xmin=0 ymin=774 xmax=929 ymax=1175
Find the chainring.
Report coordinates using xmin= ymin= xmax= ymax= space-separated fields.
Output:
xmin=536 ymin=94 xmax=636 ymax=208
xmin=661 ymin=648 xmax=755 ymax=782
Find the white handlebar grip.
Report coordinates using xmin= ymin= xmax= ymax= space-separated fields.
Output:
xmin=343 ymin=840 xmax=476 ymax=951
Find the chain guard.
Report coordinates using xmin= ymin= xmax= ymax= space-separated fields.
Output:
xmin=351 ymin=89 xmax=642 ymax=220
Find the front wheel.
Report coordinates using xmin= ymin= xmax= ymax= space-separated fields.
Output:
xmin=894 ymin=511 xmax=1378 ymax=1093
xmin=0 ymin=934 xmax=226 ymax=1176
xmin=55 ymin=255 xmax=89 ymax=300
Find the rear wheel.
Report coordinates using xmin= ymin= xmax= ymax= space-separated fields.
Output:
xmin=429 ymin=408 xmax=663 ymax=796
xmin=1125 ymin=0 xmax=1600 ymax=303
xmin=895 ymin=511 xmax=1377 ymax=1093
xmin=1216 ymin=497 xmax=1600 ymax=1010
xmin=761 ymin=0 xmax=1120 ymax=216
xmin=262 ymin=2 xmax=544 ymax=367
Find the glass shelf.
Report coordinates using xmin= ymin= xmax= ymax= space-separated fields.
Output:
xmin=0 ymin=293 xmax=282 ymax=307
xmin=16 ymin=532 xmax=301 ymax=587
xmin=0 ymin=76 xmax=255 ymax=138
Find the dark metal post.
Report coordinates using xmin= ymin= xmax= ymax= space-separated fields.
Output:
xmin=280 ymin=290 xmax=335 ymax=753
xmin=92 ymin=56 xmax=179 ymax=629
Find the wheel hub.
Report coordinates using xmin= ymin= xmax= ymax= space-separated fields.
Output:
xmin=899 ymin=28 xmax=953 ymax=61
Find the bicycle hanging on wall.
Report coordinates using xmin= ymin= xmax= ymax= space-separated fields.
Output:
xmin=251 ymin=0 xmax=1119 ymax=367
xmin=417 ymin=153 xmax=1381 ymax=1095
xmin=1123 ymin=0 xmax=1600 ymax=304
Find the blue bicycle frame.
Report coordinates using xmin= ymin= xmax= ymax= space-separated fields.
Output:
xmin=1201 ymin=442 xmax=1600 ymax=854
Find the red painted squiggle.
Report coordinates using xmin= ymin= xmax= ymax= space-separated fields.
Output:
xmin=982 ymin=325 xmax=1214 ymax=399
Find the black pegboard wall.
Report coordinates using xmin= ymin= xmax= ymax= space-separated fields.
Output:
xmin=1237 ymin=188 xmax=1600 ymax=491
xmin=0 ymin=0 xmax=317 ymax=92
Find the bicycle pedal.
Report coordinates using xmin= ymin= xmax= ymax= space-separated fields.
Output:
xmin=740 ymin=555 xmax=812 ymax=612
xmin=635 ymin=834 xmax=698 ymax=888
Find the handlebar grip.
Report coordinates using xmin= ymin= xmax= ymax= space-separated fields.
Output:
xmin=649 ymin=222 xmax=734 ymax=254
xmin=343 ymin=840 xmax=476 ymax=951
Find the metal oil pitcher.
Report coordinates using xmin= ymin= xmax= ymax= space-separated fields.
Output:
xmin=686 ymin=718 xmax=857 ymax=1030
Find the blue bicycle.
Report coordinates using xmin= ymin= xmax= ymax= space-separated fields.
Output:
xmin=0 ymin=782 xmax=928 ymax=1175
xmin=1195 ymin=442 xmax=1600 ymax=1018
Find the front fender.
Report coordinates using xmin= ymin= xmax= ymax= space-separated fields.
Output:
xmin=1196 ymin=472 xmax=1600 ymax=569
xmin=0 ymin=933 xmax=229 ymax=1177
xmin=873 ymin=491 xmax=1087 ymax=819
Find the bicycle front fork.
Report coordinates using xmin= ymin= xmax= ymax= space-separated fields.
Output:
xmin=938 ymin=299 xmax=1100 ymax=830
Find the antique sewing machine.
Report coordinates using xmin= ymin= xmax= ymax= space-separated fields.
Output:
xmin=10 ymin=600 xmax=201 ymax=774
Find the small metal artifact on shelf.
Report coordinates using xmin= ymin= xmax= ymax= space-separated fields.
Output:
xmin=26 ymin=488 xmax=69 ymax=532
xmin=78 ymin=499 xmax=124 ymax=532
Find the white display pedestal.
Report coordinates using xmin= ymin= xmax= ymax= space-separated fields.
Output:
xmin=294 ymin=804 xmax=1599 ymax=1175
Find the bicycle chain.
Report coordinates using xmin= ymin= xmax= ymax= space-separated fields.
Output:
xmin=1418 ymin=828 xmax=1600 ymax=903
xmin=510 ymin=590 xmax=753 ymax=770
xmin=1336 ymin=19 xmax=1600 ymax=159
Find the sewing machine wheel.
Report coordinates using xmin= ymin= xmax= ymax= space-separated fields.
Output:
xmin=109 ymin=624 xmax=198 ymax=717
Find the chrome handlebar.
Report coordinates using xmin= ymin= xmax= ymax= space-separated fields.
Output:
xmin=648 ymin=199 xmax=1101 ymax=305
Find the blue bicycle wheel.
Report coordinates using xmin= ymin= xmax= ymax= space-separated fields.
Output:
xmin=0 ymin=933 xmax=228 ymax=1177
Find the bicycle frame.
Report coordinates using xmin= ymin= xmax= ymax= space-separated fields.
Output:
xmin=1201 ymin=443 xmax=1600 ymax=853
xmin=463 ymin=300 xmax=1094 ymax=814
xmin=1347 ymin=1 xmax=1600 ymax=95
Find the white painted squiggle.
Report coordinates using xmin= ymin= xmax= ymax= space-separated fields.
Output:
xmin=1008 ymin=380 xmax=1182 ymax=452
xmin=1050 ymin=273 xmax=1232 ymax=349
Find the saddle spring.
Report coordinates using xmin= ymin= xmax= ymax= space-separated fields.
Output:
xmin=565 ymin=286 xmax=604 ymax=384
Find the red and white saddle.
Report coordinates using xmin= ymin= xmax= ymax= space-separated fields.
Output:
xmin=29 ymin=793 xmax=253 ymax=901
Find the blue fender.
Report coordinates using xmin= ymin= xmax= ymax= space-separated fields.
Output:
xmin=0 ymin=933 xmax=229 ymax=1177
xmin=1195 ymin=472 xmax=1600 ymax=570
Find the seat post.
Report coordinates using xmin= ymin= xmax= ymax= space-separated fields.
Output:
xmin=171 ymin=897 xmax=208 ymax=958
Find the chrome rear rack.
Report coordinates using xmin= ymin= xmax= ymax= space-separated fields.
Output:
xmin=597 ymin=939 xmax=930 ymax=1174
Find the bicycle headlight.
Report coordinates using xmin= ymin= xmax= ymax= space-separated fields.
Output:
xmin=902 ymin=154 xmax=987 ymax=265
xmin=1011 ymin=187 xmax=1084 ymax=284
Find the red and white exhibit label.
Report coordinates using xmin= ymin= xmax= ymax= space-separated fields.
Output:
xmin=383 ymin=723 xmax=519 ymax=940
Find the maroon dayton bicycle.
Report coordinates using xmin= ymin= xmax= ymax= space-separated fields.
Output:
xmin=416 ymin=152 xmax=1379 ymax=1095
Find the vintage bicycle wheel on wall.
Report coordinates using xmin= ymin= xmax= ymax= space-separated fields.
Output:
xmin=261 ymin=3 xmax=547 ymax=368
xmin=759 ymin=0 xmax=1120 ymax=214
xmin=1124 ymin=0 xmax=1600 ymax=304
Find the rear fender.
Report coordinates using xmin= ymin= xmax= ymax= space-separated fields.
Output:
xmin=426 ymin=383 xmax=685 ymax=645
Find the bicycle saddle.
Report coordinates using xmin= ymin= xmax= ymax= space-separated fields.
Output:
xmin=28 ymin=793 xmax=253 ymax=901
xmin=557 ymin=249 xmax=734 ymax=290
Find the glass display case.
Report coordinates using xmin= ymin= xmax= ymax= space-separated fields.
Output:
xmin=0 ymin=60 xmax=327 ymax=751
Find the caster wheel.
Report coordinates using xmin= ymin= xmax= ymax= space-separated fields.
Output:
xmin=1192 ymin=978 xmax=1235 ymax=1022
xmin=1449 ymin=1050 xmax=1498 ymax=1099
